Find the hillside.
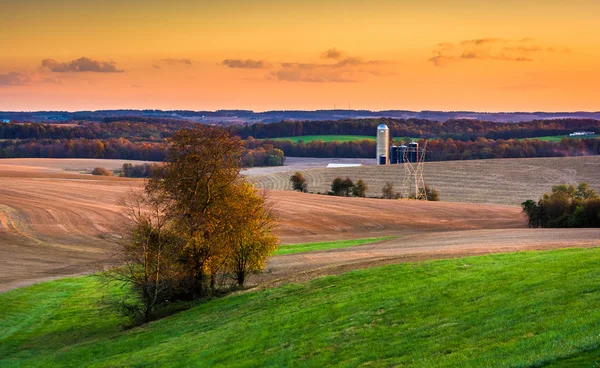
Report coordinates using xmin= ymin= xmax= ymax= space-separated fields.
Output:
xmin=2 ymin=248 xmax=600 ymax=367
xmin=2 ymin=158 xmax=600 ymax=292
xmin=250 ymin=156 xmax=600 ymax=206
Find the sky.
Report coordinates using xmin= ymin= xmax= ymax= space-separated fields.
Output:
xmin=1 ymin=0 xmax=599 ymax=112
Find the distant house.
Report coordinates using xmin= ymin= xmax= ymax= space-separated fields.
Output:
xmin=569 ymin=131 xmax=595 ymax=136
xmin=326 ymin=163 xmax=363 ymax=168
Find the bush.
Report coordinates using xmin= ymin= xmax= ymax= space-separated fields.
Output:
xmin=91 ymin=167 xmax=113 ymax=176
xmin=425 ymin=185 xmax=440 ymax=201
xmin=381 ymin=182 xmax=397 ymax=199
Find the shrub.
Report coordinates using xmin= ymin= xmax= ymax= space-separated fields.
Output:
xmin=91 ymin=167 xmax=113 ymax=176
xmin=381 ymin=182 xmax=397 ymax=199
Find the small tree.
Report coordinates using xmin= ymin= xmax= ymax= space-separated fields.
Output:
xmin=91 ymin=167 xmax=113 ymax=176
xmin=108 ymin=190 xmax=184 ymax=322
xmin=352 ymin=179 xmax=368 ymax=197
xmin=225 ymin=183 xmax=278 ymax=287
xmin=381 ymin=182 xmax=396 ymax=199
xmin=290 ymin=172 xmax=308 ymax=192
xmin=341 ymin=177 xmax=354 ymax=197
xmin=331 ymin=177 xmax=344 ymax=196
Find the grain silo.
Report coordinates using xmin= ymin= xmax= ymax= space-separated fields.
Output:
xmin=390 ymin=146 xmax=399 ymax=164
xmin=408 ymin=141 xmax=419 ymax=163
xmin=376 ymin=124 xmax=390 ymax=165
xmin=399 ymin=144 xmax=408 ymax=163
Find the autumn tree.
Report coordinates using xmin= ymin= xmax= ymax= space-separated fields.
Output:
xmin=290 ymin=172 xmax=308 ymax=192
xmin=146 ymin=127 xmax=245 ymax=297
xmin=521 ymin=182 xmax=600 ymax=228
xmin=352 ymin=179 xmax=368 ymax=197
xmin=224 ymin=183 xmax=278 ymax=287
xmin=108 ymin=190 xmax=184 ymax=322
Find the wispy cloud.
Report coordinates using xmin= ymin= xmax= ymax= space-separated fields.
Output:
xmin=0 ymin=72 xmax=34 ymax=86
xmin=158 ymin=58 xmax=192 ymax=66
xmin=429 ymin=38 xmax=571 ymax=67
xmin=273 ymin=56 xmax=387 ymax=83
xmin=42 ymin=57 xmax=124 ymax=73
xmin=221 ymin=59 xmax=272 ymax=69
xmin=221 ymin=49 xmax=390 ymax=83
xmin=0 ymin=72 xmax=61 ymax=86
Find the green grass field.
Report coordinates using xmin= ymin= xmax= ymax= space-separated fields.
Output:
xmin=2 ymin=248 xmax=600 ymax=367
xmin=523 ymin=134 xmax=600 ymax=142
xmin=265 ymin=135 xmax=421 ymax=143
xmin=274 ymin=236 xmax=398 ymax=255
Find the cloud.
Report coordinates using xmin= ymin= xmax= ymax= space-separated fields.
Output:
xmin=222 ymin=49 xmax=390 ymax=83
xmin=273 ymin=56 xmax=387 ymax=83
xmin=428 ymin=55 xmax=456 ymax=67
xmin=0 ymin=72 xmax=34 ymax=86
xmin=459 ymin=38 xmax=504 ymax=47
xmin=152 ymin=65 xmax=161 ymax=69
xmin=42 ymin=57 xmax=124 ymax=72
xmin=429 ymin=38 xmax=570 ymax=67
xmin=273 ymin=63 xmax=356 ymax=83
xmin=221 ymin=59 xmax=272 ymax=69
xmin=158 ymin=58 xmax=192 ymax=66
xmin=0 ymin=72 xmax=62 ymax=86
xmin=321 ymin=47 xmax=342 ymax=60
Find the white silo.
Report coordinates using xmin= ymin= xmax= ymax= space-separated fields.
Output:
xmin=376 ymin=124 xmax=390 ymax=165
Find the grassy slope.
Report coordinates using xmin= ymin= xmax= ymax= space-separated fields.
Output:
xmin=2 ymin=248 xmax=600 ymax=367
xmin=274 ymin=236 xmax=398 ymax=255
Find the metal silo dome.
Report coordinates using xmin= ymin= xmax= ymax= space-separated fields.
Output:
xmin=376 ymin=124 xmax=390 ymax=165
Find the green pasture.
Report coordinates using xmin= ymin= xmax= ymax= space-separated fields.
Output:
xmin=2 ymin=248 xmax=600 ymax=367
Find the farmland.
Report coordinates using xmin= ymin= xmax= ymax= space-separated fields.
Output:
xmin=1 ymin=158 xmax=600 ymax=292
xmin=3 ymin=248 xmax=600 ymax=367
xmin=251 ymin=156 xmax=600 ymax=206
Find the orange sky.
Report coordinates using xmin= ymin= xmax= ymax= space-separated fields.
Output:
xmin=1 ymin=0 xmax=599 ymax=112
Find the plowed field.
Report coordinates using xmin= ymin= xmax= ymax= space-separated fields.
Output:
xmin=1 ymin=158 xmax=599 ymax=292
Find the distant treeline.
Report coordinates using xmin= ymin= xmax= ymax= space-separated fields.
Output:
xmin=0 ymin=138 xmax=285 ymax=167
xmin=1 ymin=118 xmax=599 ymax=143
xmin=0 ymin=118 xmax=598 ymax=163
xmin=0 ymin=121 xmax=193 ymax=141
xmin=232 ymin=118 xmax=600 ymax=141
xmin=247 ymin=136 xmax=600 ymax=160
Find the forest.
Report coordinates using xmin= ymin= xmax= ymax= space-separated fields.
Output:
xmin=0 ymin=118 xmax=598 ymax=162
xmin=232 ymin=118 xmax=600 ymax=141
xmin=0 ymin=137 xmax=285 ymax=167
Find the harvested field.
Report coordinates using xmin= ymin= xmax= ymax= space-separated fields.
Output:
xmin=250 ymin=156 xmax=600 ymax=206
xmin=0 ymin=158 xmax=599 ymax=292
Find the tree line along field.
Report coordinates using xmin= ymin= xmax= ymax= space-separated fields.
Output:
xmin=0 ymin=118 xmax=599 ymax=162
xmin=2 ymin=248 xmax=600 ymax=367
xmin=267 ymin=135 xmax=421 ymax=143
xmin=265 ymin=134 xmax=599 ymax=144
xmin=250 ymin=156 xmax=600 ymax=206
